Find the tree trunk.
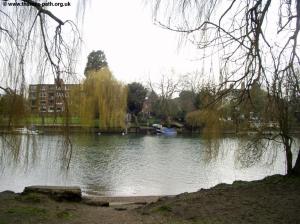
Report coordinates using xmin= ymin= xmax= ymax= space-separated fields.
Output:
xmin=293 ymin=149 xmax=300 ymax=175
xmin=133 ymin=114 xmax=139 ymax=126
xmin=42 ymin=114 xmax=45 ymax=126
xmin=285 ymin=142 xmax=293 ymax=175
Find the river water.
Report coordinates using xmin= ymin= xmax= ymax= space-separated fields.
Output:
xmin=0 ymin=134 xmax=299 ymax=196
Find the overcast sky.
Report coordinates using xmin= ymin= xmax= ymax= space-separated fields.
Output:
xmin=2 ymin=0 xmax=297 ymax=88
xmin=60 ymin=0 xmax=203 ymax=84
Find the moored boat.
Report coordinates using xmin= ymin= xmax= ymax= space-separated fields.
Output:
xmin=15 ymin=127 xmax=40 ymax=135
xmin=152 ymin=124 xmax=177 ymax=136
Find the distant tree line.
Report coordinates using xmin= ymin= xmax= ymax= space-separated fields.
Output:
xmin=1 ymin=51 xmax=299 ymax=135
xmin=1 ymin=50 xmax=299 ymax=136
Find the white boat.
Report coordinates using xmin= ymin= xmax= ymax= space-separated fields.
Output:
xmin=15 ymin=127 xmax=39 ymax=135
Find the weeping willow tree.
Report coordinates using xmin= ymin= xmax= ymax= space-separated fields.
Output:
xmin=0 ymin=0 xmax=87 ymax=169
xmin=0 ymin=93 xmax=28 ymax=127
xmin=80 ymin=68 xmax=127 ymax=130
xmin=186 ymin=83 xmax=222 ymax=160
xmin=186 ymin=83 xmax=220 ymax=133
xmin=151 ymin=0 xmax=300 ymax=175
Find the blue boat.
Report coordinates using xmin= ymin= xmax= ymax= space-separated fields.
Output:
xmin=152 ymin=124 xmax=177 ymax=136
xmin=160 ymin=127 xmax=177 ymax=136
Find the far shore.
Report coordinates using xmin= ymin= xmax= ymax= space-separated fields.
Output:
xmin=1 ymin=124 xmax=300 ymax=135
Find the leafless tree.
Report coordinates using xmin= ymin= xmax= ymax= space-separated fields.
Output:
xmin=182 ymin=71 xmax=204 ymax=94
xmin=150 ymin=0 xmax=300 ymax=174
xmin=148 ymin=72 xmax=182 ymax=121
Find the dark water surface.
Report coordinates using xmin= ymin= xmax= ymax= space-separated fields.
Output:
xmin=0 ymin=134 xmax=299 ymax=196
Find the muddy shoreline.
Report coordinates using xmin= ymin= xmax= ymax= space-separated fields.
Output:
xmin=1 ymin=174 xmax=299 ymax=224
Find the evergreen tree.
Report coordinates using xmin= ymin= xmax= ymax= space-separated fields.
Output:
xmin=84 ymin=50 xmax=108 ymax=76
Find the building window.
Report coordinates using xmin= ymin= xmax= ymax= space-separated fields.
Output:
xmin=40 ymin=92 xmax=46 ymax=98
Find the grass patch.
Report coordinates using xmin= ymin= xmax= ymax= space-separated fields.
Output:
xmin=6 ymin=206 xmax=47 ymax=217
xmin=26 ymin=116 xmax=81 ymax=125
xmin=192 ymin=218 xmax=226 ymax=224
xmin=15 ymin=193 xmax=42 ymax=203
xmin=155 ymin=205 xmax=173 ymax=213
xmin=56 ymin=210 xmax=74 ymax=220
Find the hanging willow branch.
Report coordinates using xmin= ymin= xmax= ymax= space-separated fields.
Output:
xmin=0 ymin=0 xmax=86 ymax=169
xmin=151 ymin=0 xmax=300 ymax=174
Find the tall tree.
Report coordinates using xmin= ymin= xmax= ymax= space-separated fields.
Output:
xmin=186 ymin=83 xmax=219 ymax=130
xmin=84 ymin=50 xmax=108 ymax=76
xmin=177 ymin=90 xmax=196 ymax=120
xmin=80 ymin=68 xmax=127 ymax=130
xmin=127 ymin=82 xmax=147 ymax=115
xmin=0 ymin=92 xmax=27 ymax=127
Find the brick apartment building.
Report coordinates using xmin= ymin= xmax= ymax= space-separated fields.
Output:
xmin=29 ymin=78 xmax=80 ymax=114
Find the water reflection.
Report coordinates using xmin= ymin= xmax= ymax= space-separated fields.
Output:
xmin=235 ymin=138 xmax=281 ymax=168
xmin=0 ymin=134 xmax=299 ymax=196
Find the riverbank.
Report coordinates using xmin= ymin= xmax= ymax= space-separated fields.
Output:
xmin=1 ymin=124 xmax=300 ymax=135
xmin=0 ymin=174 xmax=299 ymax=224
